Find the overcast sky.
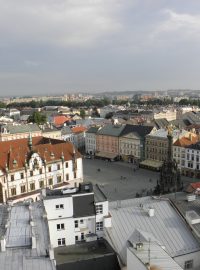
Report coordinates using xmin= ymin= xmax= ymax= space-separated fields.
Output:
xmin=1 ymin=0 xmax=200 ymax=96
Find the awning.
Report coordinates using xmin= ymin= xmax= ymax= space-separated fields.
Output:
xmin=140 ymin=159 xmax=163 ymax=169
xmin=95 ymin=151 xmax=118 ymax=159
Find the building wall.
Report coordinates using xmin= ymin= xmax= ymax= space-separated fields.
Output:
xmin=119 ymin=135 xmax=141 ymax=161
xmin=0 ymin=155 xmax=83 ymax=203
xmin=174 ymin=250 xmax=200 ymax=270
xmin=85 ymin=133 xmax=96 ymax=155
xmin=0 ymin=131 xmax=42 ymax=141
xmin=96 ymin=135 xmax=119 ymax=155
xmin=127 ymin=248 xmax=147 ymax=270
xmin=145 ymin=136 xmax=168 ymax=161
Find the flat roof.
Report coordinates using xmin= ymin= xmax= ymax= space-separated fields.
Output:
xmin=54 ymin=240 xmax=118 ymax=265
xmin=106 ymin=197 xmax=200 ymax=265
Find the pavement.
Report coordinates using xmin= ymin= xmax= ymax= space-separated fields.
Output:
xmin=83 ymin=158 xmax=198 ymax=201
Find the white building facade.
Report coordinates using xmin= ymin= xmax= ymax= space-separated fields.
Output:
xmin=43 ymin=183 xmax=111 ymax=247
xmin=0 ymin=136 xmax=83 ymax=203
xmin=85 ymin=127 xmax=99 ymax=155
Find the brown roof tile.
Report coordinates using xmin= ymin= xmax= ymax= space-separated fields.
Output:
xmin=0 ymin=137 xmax=81 ymax=172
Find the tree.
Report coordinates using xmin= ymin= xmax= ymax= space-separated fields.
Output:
xmin=80 ymin=109 xmax=86 ymax=119
xmin=28 ymin=111 xmax=47 ymax=125
xmin=105 ymin=112 xmax=113 ymax=119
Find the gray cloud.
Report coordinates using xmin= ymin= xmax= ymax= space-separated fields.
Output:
xmin=0 ymin=0 xmax=200 ymax=96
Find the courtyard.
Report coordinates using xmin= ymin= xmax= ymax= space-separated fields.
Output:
xmin=83 ymin=158 xmax=197 ymax=201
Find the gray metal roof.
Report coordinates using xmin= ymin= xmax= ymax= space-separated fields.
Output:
xmin=6 ymin=123 xmax=41 ymax=134
xmin=0 ymin=202 xmax=55 ymax=270
xmin=97 ymin=124 xmax=125 ymax=137
xmin=73 ymin=194 xmax=96 ymax=218
xmin=5 ymin=205 xmax=31 ymax=248
xmin=106 ymin=197 xmax=200 ymax=265
xmin=128 ymin=242 xmax=183 ymax=270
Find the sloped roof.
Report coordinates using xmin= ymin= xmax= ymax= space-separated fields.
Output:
xmin=97 ymin=124 xmax=125 ymax=137
xmin=72 ymin=126 xmax=87 ymax=134
xmin=0 ymin=137 xmax=81 ymax=172
xmin=6 ymin=123 xmax=41 ymax=134
xmin=86 ymin=126 xmax=100 ymax=134
xmin=174 ymin=135 xmax=198 ymax=147
xmin=106 ymin=197 xmax=200 ymax=265
xmin=186 ymin=141 xmax=200 ymax=150
xmin=121 ymin=124 xmax=154 ymax=138
xmin=73 ymin=194 xmax=95 ymax=218
xmin=53 ymin=115 xmax=71 ymax=126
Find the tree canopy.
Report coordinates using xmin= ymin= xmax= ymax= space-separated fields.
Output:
xmin=28 ymin=111 xmax=47 ymax=125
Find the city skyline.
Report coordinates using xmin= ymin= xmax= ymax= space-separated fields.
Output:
xmin=1 ymin=0 xmax=200 ymax=96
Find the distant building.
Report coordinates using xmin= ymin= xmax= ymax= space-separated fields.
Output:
xmin=142 ymin=128 xmax=189 ymax=170
xmin=0 ymin=136 xmax=83 ymax=203
xmin=119 ymin=125 xmax=155 ymax=162
xmin=0 ymin=123 xmax=42 ymax=141
xmin=85 ymin=126 xmax=100 ymax=155
xmin=96 ymin=124 xmax=125 ymax=160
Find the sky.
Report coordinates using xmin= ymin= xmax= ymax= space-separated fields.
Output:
xmin=1 ymin=0 xmax=200 ymax=96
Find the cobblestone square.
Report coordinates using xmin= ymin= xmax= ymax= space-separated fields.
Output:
xmin=83 ymin=159 xmax=197 ymax=201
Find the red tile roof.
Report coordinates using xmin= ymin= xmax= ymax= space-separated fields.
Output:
xmin=72 ymin=126 xmax=87 ymax=134
xmin=53 ymin=115 xmax=71 ymax=126
xmin=190 ymin=182 xmax=200 ymax=190
xmin=173 ymin=135 xmax=198 ymax=147
xmin=0 ymin=137 xmax=81 ymax=172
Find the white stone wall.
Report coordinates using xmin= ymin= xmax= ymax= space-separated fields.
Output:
xmin=85 ymin=133 xmax=96 ymax=155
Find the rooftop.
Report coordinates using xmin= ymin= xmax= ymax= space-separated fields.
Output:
xmin=0 ymin=202 xmax=55 ymax=270
xmin=0 ymin=136 xmax=81 ymax=172
xmin=147 ymin=128 xmax=187 ymax=140
xmin=54 ymin=239 xmax=120 ymax=270
xmin=97 ymin=124 xmax=125 ymax=137
xmin=128 ymin=242 xmax=183 ymax=270
xmin=106 ymin=197 xmax=200 ymax=265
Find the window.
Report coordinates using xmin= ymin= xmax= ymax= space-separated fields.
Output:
xmin=57 ymin=176 xmax=62 ymax=183
xmin=96 ymin=221 xmax=103 ymax=231
xmin=39 ymin=181 xmax=44 ymax=188
xmin=30 ymin=171 xmax=33 ymax=177
xmin=57 ymin=238 xmax=65 ymax=246
xmin=57 ymin=223 xmax=65 ymax=230
xmin=20 ymin=173 xmax=24 ymax=179
xmin=39 ymin=168 xmax=43 ymax=174
xmin=21 ymin=185 xmax=26 ymax=193
xmin=11 ymin=175 xmax=14 ymax=181
xmin=65 ymin=162 xmax=68 ymax=168
xmin=48 ymin=178 xmax=53 ymax=186
xmin=48 ymin=166 xmax=51 ymax=172
xmin=184 ymin=260 xmax=193 ymax=269
xmin=74 ymin=172 xmax=77 ymax=179
xmin=81 ymin=233 xmax=84 ymax=240
xmin=57 ymin=164 xmax=61 ymax=170
xmin=11 ymin=187 xmax=16 ymax=196
xmin=96 ymin=204 xmax=103 ymax=214
xmin=66 ymin=174 xmax=69 ymax=181
xmin=75 ymin=235 xmax=78 ymax=241
xmin=74 ymin=220 xmax=78 ymax=228
xmin=30 ymin=183 xmax=35 ymax=191
xmin=55 ymin=204 xmax=64 ymax=209
xmin=80 ymin=219 xmax=84 ymax=224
